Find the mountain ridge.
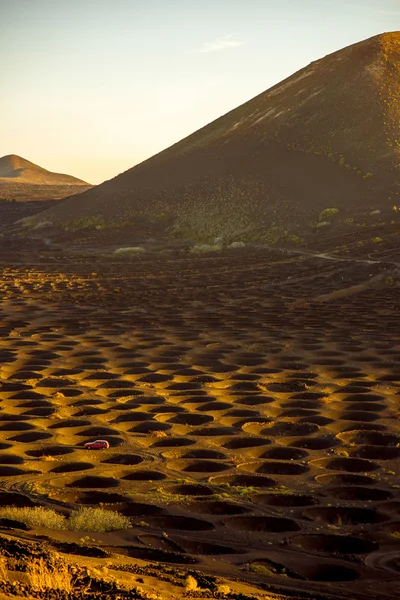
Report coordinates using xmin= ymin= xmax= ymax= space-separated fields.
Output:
xmin=0 ymin=154 xmax=89 ymax=186
xmin=22 ymin=31 xmax=400 ymax=242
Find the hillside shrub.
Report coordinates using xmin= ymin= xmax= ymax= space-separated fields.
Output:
xmin=286 ymin=234 xmax=304 ymax=245
xmin=319 ymin=208 xmax=339 ymax=221
xmin=228 ymin=241 xmax=246 ymax=248
xmin=189 ymin=244 xmax=222 ymax=253
xmin=64 ymin=216 xmax=106 ymax=230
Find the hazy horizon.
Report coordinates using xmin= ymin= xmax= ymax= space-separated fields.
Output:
xmin=1 ymin=0 xmax=399 ymax=184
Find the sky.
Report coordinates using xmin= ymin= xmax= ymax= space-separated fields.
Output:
xmin=1 ymin=0 xmax=399 ymax=184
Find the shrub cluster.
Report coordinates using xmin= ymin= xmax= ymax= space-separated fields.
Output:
xmin=319 ymin=208 xmax=339 ymax=221
xmin=0 ymin=506 xmax=131 ymax=532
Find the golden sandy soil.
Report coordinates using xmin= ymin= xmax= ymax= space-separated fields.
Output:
xmin=0 ymin=246 xmax=398 ymax=600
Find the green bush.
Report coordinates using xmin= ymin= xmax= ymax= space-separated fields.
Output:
xmin=372 ymin=237 xmax=383 ymax=243
xmin=319 ymin=208 xmax=339 ymax=221
xmin=0 ymin=507 xmax=66 ymax=529
xmin=68 ymin=507 xmax=131 ymax=532
xmin=286 ymin=234 xmax=304 ymax=245
xmin=248 ymin=564 xmax=276 ymax=576
xmin=261 ymin=226 xmax=288 ymax=245
xmin=0 ymin=506 xmax=131 ymax=532
xmin=228 ymin=241 xmax=245 ymax=248
xmin=189 ymin=244 xmax=222 ymax=253
xmin=64 ymin=215 xmax=106 ymax=231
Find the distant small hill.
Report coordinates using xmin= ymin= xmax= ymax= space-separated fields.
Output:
xmin=0 ymin=155 xmax=88 ymax=186
xmin=0 ymin=155 xmax=92 ymax=201
xmin=19 ymin=32 xmax=400 ymax=241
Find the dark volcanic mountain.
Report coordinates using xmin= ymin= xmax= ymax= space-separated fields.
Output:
xmin=0 ymin=155 xmax=91 ymax=201
xmin=26 ymin=32 xmax=400 ymax=242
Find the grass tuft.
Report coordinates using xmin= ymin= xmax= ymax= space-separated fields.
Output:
xmin=185 ymin=575 xmax=198 ymax=591
xmin=27 ymin=557 xmax=73 ymax=592
xmin=0 ymin=555 xmax=7 ymax=581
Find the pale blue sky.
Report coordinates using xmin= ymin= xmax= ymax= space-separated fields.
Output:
xmin=1 ymin=0 xmax=398 ymax=183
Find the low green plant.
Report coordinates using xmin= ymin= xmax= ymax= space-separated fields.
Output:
xmin=285 ymin=234 xmax=304 ymax=245
xmin=64 ymin=215 xmax=106 ymax=231
xmin=189 ymin=243 xmax=222 ymax=253
xmin=137 ymin=520 xmax=149 ymax=527
xmin=260 ymin=225 xmax=288 ymax=245
xmin=391 ymin=531 xmax=400 ymax=539
xmin=337 ymin=450 xmax=349 ymax=457
xmin=372 ymin=237 xmax=383 ymax=243
xmin=228 ymin=241 xmax=246 ymax=248
xmin=319 ymin=208 xmax=339 ymax=221
xmin=68 ymin=507 xmax=131 ymax=532
xmin=248 ymin=564 xmax=275 ymax=576
xmin=236 ymin=486 xmax=257 ymax=496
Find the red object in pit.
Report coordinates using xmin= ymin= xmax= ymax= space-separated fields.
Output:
xmin=84 ymin=440 xmax=110 ymax=450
